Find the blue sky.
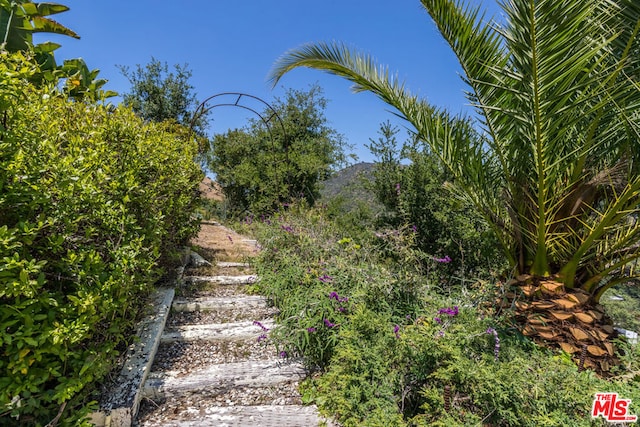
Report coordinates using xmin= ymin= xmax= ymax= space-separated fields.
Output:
xmin=43 ymin=0 xmax=502 ymax=163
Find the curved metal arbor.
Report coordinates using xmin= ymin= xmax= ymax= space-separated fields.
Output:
xmin=190 ymin=92 xmax=291 ymax=210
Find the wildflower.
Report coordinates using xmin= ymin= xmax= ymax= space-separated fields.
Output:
xmin=438 ymin=306 xmax=459 ymax=317
xmin=324 ymin=318 xmax=336 ymax=328
xmin=227 ymin=235 xmax=233 ymax=243
xmin=281 ymin=225 xmax=294 ymax=233
xmin=257 ymin=333 xmax=268 ymax=342
xmin=434 ymin=317 xmax=442 ymax=324
xmin=253 ymin=320 xmax=269 ymax=332
xmin=395 ymin=183 xmax=401 ymax=195
xmin=329 ymin=291 xmax=348 ymax=303
xmin=319 ymin=274 xmax=333 ymax=283
xmin=279 ymin=351 xmax=288 ymax=358
xmin=411 ymin=225 xmax=418 ymax=233
xmin=486 ymin=327 xmax=500 ymax=361
xmin=307 ymin=327 xmax=316 ymax=333
xmin=394 ymin=324 xmax=400 ymax=339
xmin=434 ymin=255 xmax=452 ymax=263
xmin=336 ymin=306 xmax=346 ymax=313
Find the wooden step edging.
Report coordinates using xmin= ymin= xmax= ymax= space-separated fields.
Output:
xmin=89 ymin=287 xmax=175 ymax=427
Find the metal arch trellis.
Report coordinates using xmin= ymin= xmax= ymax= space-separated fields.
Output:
xmin=190 ymin=92 xmax=292 ymax=209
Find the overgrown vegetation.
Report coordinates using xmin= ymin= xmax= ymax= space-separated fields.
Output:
xmin=0 ymin=51 xmax=202 ymax=425
xmin=245 ymin=203 xmax=639 ymax=426
xmin=367 ymin=121 xmax=506 ymax=282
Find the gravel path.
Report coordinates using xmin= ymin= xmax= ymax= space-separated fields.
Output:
xmin=134 ymin=223 xmax=332 ymax=426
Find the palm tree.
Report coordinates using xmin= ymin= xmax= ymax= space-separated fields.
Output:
xmin=269 ymin=0 xmax=640 ymax=371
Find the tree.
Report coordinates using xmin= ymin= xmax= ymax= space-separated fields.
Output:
xmin=209 ymin=85 xmax=348 ymax=216
xmin=269 ymin=0 xmax=640 ymax=371
xmin=118 ymin=57 xmax=208 ymax=135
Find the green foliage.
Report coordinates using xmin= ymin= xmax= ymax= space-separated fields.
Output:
xmin=0 ymin=1 xmax=115 ymax=102
xmin=118 ymin=57 xmax=208 ymax=135
xmin=208 ymin=84 xmax=349 ymax=217
xmin=248 ymin=205 xmax=640 ymax=427
xmin=601 ymin=284 xmax=640 ymax=332
xmin=268 ymin=0 xmax=640 ymax=300
xmin=0 ymin=52 xmax=202 ymax=424
xmin=368 ymin=121 xmax=506 ymax=283
xmin=0 ymin=0 xmax=79 ymax=52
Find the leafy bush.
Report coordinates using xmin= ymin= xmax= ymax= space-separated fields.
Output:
xmin=0 ymin=52 xmax=202 ymax=425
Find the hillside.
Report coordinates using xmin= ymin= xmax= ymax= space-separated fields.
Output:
xmin=319 ymin=162 xmax=383 ymax=212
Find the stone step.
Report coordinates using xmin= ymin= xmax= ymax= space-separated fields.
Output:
xmin=138 ymin=405 xmax=327 ymax=427
xmin=161 ymin=320 xmax=274 ymax=343
xmin=217 ymin=262 xmax=252 ymax=268
xmin=183 ymin=275 xmax=257 ymax=285
xmin=172 ymin=295 xmax=267 ymax=312
xmin=143 ymin=360 xmax=306 ymax=399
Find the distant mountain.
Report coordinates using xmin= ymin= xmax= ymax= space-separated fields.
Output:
xmin=319 ymin=162 xmax=383 ymax=212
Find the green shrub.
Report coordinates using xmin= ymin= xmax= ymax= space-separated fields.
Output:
xmin=0 ymin=52 xmax=202 ymax=424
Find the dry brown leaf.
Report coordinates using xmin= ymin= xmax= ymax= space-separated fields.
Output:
xmin=530 ymin=301 xmax=556 ymax=310
xmin=549 ymin=310 xmax=573 ymax=321
xmin=566 ymin=292 xmax=589 ymax=305
xmin=540 ymin=280 xmax=564 ymax=294
xmin=560 ymin=342 xmax=579 ymax=354
xmin=569 ymin=327 xmax=591 ymax=341
xmin=588 ymin=310 xmax=603 ymax=321
xmin=603 ymin=342 xmax=614 ymax=356
xmin=528 ymin=316 xmax=551 ymax=325
xmin=552 ymin=298 xmax=578 ymax=310
xmin=521 ymin=284 xmax=538 ymax=297
xmin=539 ymin=330 xmax=559 ymax=340
xmin=592 ymin=329 xmax=610 ymax=341
xmin=587 ymin=345 xmax=607 ymax=357
xmin=515 ymin=301 xmax=530 ymax=311
xmin=574 ymin=312 xmax=595 ymax=324
xmin=522 ymin=325 xmax=536 ymax=336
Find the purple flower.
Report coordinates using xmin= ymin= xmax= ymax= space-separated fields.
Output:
xmin=319 ymin=274 xmax=333 ymax=283
xmin=434 ymin=317 xmax=442 ymax=324
xmin=394 ymin=324 xmax=400 ymax=339
xmin=337 ymin=306 xmax=346 ymax=313
xmin=227 ymin=235 xmax=233 ymax=243
xmin=434 ymin=255 xmax=452 ymax=263
xmin=257 ymin=333 xmax=268 ymax=342
xmin=438 ymin=306 xmax=459 ymax=317
xmin=395 ymin=183 xmax=401 ymax=196
xmin=279 ymin=351 xmax=288 ymax=358
xmin=324 ymin=318 xmax=336 ymax=328
xmin=253 ymin=321 xmax=269 ymax=332
xmin=307 ymin=327 xmax=316 ymax=333
xmin=486 ymin=327 xmax=500 ymax=361
xmin=411 ymin=225 xmax=417 ymax=233
xmin=281 ymin=225 xmax=294 ymax=233
xmin=328 ymin=291 xmax=339 ymax=300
